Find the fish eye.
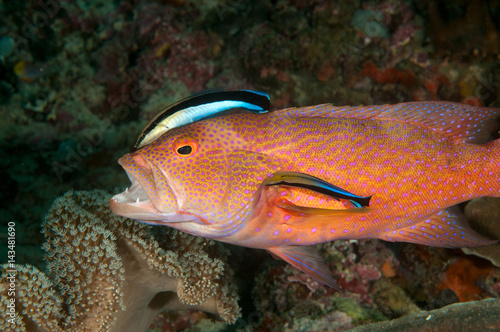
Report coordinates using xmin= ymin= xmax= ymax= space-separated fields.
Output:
xmin=177 ymin=145 xmax=192 ymax=155
xmin=173 ymin=137 xmax=198 ymax=157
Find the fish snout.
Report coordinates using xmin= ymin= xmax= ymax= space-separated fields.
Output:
xmin=129 ymin=153 xmax=150 ymax=170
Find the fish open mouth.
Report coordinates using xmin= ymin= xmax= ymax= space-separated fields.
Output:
xmin=109 ymin=170 xmax=167 ymax=221
xmin=110 ymin=174 xmax=158 ymax=217
xmin=109 ymin=153 xmax=199 ymax=223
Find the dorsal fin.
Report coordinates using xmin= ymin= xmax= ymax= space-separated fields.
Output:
xmin=282 ymin=101 xmax=499 ymax=144
xmin=135 ymin=89 xmax=270 ymax=149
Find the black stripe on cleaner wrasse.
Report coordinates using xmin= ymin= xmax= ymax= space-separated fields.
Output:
xmin=265 ymin=171 xmax=372 ymax=208
xmin=135 ymin=89 xmax=270 ymax=149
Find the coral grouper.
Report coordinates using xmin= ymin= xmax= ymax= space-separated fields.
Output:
xmin=110 ymin=90 xmax=500 ymax=290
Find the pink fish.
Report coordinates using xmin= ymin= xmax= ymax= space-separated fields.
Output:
xmin=110 ymin=90 xmax=500 ymax=289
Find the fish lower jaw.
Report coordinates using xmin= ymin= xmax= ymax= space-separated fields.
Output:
xmin=109 ymin=180 xmax=162 ymax=219
xmin=114 ymin=181 xmax=150 ymax=205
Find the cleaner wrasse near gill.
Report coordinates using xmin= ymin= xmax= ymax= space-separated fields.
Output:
xmin=110 ymin=89 xmax=500 ymax=290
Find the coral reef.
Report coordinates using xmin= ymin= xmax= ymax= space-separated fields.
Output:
xmin=244 ymin=240 xmax=392 ymax=331
xmin=438 ymin=257 xmax=492 ymax=302
xmin=243 ymin=237 xmax=500 ymax=330
xmin=0 ymin=190 xmax=240 ymax=331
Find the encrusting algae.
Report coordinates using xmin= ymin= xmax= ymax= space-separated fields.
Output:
xmin=0 ymin=190 xmax=240 ymax=332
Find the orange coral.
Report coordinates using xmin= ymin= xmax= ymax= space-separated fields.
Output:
xmin=438 ymin=257 xmax=491 ymax=302
xmin=316 ymin=60 xmax=336 ymax=82
xmin=423 ymin=66 xmax=450 ymax=100
xmin=361 ymin=62 xmax=416 ymax=89
xmin=461 ymin=97 xmax=484 ymax=107
xmin=381 ymin=259 xmax=397 ymax=278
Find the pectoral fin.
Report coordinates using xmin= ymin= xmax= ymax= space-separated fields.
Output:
xmin=264 ymin=171 xmax=372 ymax=208
xmin=275 ymin=197 xmax=370 ymax=227
xmin=254 ymin=186 xmax=371 ymax=229
xmin=268 ymin=245 xmax=341 ymax=290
